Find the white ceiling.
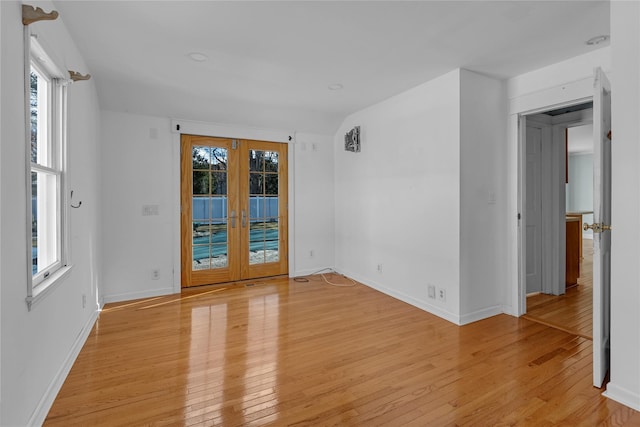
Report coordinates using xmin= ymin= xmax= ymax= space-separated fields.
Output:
xmin=53 ymin=1 xmax=610 ymax=134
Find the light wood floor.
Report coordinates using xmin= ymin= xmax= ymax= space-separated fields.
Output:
xmin=45 ymin=273 xmax=640 ymax=426
xmin=524 ymin=239 xmax=594 ymax=339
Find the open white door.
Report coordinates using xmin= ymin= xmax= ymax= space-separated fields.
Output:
xmin=590 ymin=67 xmax=612 ymax=388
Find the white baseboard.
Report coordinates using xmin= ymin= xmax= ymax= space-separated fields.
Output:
xmin=28 ymin=307 xmax=101 ymax=427
xmin=103 ymin=287 xmax=176 ymax=304
xmin=603 ymin=382 xmax=640 ymax=411
xmin=334 ymin=268 xmax=462 ymax=325
xmin=459 ymin=305 xmax=504 ymax=325
xmin=292 ymin=266 xmax=334 ymax=278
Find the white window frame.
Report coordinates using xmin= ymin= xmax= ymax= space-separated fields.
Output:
xmin=25 ymin=34 xmax=71 ymax=310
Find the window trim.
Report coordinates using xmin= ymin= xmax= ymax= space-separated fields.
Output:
xmin=25 ymin=30 xmax=71 ymax=310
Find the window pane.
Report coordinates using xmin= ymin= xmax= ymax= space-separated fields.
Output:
xmin=30 ymin=68 xmax=50 ymax=167
xmin=30 ymin=72 xmax=38 ymax=163
xmin=32 ymin=170 xmax=59 ymax=275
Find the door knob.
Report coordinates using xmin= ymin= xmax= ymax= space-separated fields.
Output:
xmin=583 ymin=223 xmax=611 ymax=232
xmin=583 ymin=223 xmax=601 ymax=232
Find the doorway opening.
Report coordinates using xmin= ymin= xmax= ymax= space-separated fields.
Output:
xmin=518 ymin=67 xmax=612 ymax=389
xmin=521 ymin=104 xmax=594 ymax=339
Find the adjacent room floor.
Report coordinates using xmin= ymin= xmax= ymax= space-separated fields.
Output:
xmin=524 ymin=239 xmax=593 ymax=339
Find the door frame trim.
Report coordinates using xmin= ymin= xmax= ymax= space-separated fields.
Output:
xmin=509 ymin=77 xmax=595 ymax=316
xmin=170 ymin=119 xmax=296 ymax=292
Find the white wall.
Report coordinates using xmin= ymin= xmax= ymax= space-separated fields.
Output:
xmin=333 ymin=69 xmax=508 ymax=325
xmin=100 ymin=111 xmax=176 ymax=302
xmin=606 ymin=0 xmax=640 ymax=411
xmin=100 ymin=111 xmax=334 ymax=301
xmin=459 ymin=69 xmax=508 ymax=322
xmin=291 ymin=132 xmax=335 ymax=276
xmin=0 ymin=2 xmax=102 ymax=425
xmin=334 ymin=69 xmax=462 ymax=323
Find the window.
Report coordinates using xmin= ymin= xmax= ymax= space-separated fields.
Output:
xmin=26 ymin=39 xmax=69 ymax=308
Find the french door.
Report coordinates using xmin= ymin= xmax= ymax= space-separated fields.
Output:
xmin=180 ymin=135 xmax=288 ymax=287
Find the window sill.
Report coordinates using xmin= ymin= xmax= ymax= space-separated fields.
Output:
xmin=26 ymin=265 xmax=73 ymax=311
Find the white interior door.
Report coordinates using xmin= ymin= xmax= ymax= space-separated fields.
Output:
xmin=591 ymin=67 xmax=612 ymax=388
xmin=526 ymin=124 xmax=543 ymax=294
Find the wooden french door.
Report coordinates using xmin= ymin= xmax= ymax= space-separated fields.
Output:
xmin=180 ymin=135 xmax=288 ymax=287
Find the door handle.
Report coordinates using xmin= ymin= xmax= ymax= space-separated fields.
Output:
xmin=230 ymin=210 xmax=237 ymax=228
xmin=583 ymin=223 xmax=612 ymax=233
xmin=241 ymin=209 xmax=247 ymax=228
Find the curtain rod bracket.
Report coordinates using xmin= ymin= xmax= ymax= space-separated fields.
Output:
xmin=69 ymin=70 xmax=91 ymax=82
xmin=22 ymin=4 xmax=58 ymax=26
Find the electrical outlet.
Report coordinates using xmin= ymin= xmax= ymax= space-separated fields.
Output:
xmin=377 ymin=263 xmax=383 ymax=273
xmin=438 ymin=288 xmax=446 ymax=302
xmin=309 ymin=249 xmax=315 ymax=258
xmin=82 ymin=294 xmax=86 ymax=308
xmin=428 ymin=285 xmax=436 ymax=299
xmin=152 ymin=269 xmax=160 ymax=280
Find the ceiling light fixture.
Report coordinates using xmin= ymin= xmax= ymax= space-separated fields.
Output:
xmin=328 ymin=83 xmax=343 ymax=91
xmin=188 ymin=52 xmax=208 ymax=62
xmin=586 ymin=35 xmax=609 ymax=46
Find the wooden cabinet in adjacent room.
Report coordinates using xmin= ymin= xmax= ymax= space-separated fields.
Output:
xmin=566 ymin=217 xmax=581 ymax=288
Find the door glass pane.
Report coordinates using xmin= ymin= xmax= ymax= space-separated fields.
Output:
xmin=265 ymin=174 xmax=278 ymax=195
xmin=264 ymin=151 xmax=278 ymax=172
xmin=193 ymin=171 xmax=210 ymax=195
xmin=249 ymin=150 xmax=264 ymax=172
xmin=193 ymin=221 xmax=211 ymax=245
xmin=211 ymin=244 xmax=228 ymax=268
xmin=249 ymin=173 xmax=263 ymax=195
xmin=249 ymin=243 xmax=266 ymax=265
xmin=250 ymin=222 xmax=266 ymax=243
xmin=265 ymin=197 xmax=278 ymax=219
xmin=246 ymin=145 xmax=282 ymax=266
xmin=211 ymin=172 xmax=227 ymax=195
xmin=266 ymin=220 xmax=280 ymax=263
xmin=193 ymin=146 xmax=211 ymax=169
xmin=192 ymin=197 xmax=210 ymax=221
xmin=250 ymin=196 xmax=266 ymax=220
xmin=211 ymin=148 xmax=227 ymax=170
xmin=193 ymin=246 xmax=211 ymax=270
xmin=191 ymin=145 xmax=228 ymax=272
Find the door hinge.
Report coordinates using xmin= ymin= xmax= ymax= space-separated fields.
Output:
xmin=517 ymin=213 xmax=521 ymax=220
xmin=232 ymin=139 xmax=238 ymax=150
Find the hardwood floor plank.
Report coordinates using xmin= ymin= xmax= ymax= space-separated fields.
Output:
xmin=45 ymin=275 xmax=638 ymax=426
xmin=525 ymin=240 xmax=594 ymax=339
